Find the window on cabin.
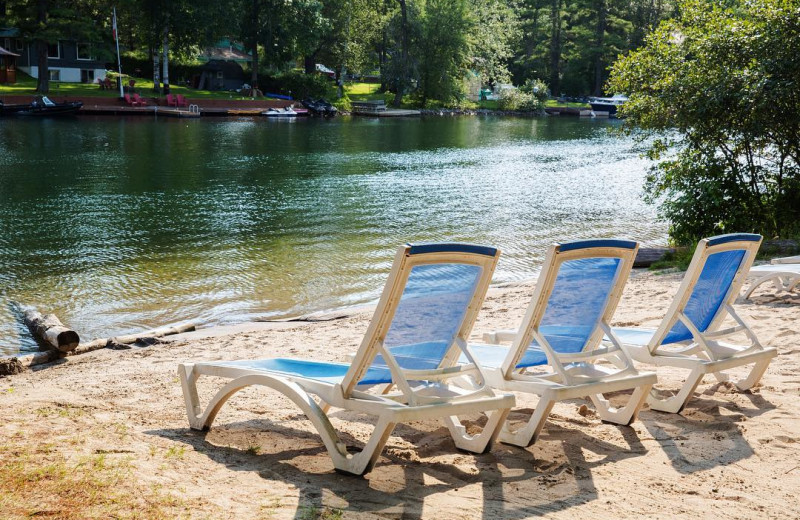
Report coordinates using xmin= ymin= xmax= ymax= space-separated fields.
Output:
xmin=80 ymin=69 xmax=94 ymax=83
xmin=15 ymin=39 xmax=23 ymax=51
xmin=47 ymin=42 xmax=60 ymax=59
xmin=77 ymin=43 xmax=92 ymax=60
xmin=48 ymin=69 xmax=60 ymax=81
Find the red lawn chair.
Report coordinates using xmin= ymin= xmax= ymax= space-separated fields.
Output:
xmin=132 ymin=93 xmax=147 ymax=106
xmin=176 ymin=94 xmax=188 ymax=107
xmin=124 ymin=93 xmax=141 ymax=107
xmin=166 ymin=94 xmax=178 ymax=107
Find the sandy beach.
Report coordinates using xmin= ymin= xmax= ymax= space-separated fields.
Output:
xmin=2 ymin=268 xmax=799 ymax=519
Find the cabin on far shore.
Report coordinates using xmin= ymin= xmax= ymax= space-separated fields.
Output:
xmin=0 ymin=27 xmax=106 ymax=84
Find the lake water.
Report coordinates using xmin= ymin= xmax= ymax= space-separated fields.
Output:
xmin=0 ymin=115 xmax=666 ymax=354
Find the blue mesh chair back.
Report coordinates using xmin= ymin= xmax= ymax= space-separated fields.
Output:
xmin=660 ymin=248 xmax=747 ymax=345
xmin=537 ymin=256 xmax=622 ymax=355
xmin=363 ymin=262 xmax=483 ymax=382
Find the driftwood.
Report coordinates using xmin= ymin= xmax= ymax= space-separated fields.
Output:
xmin=634 ymin=247 xmax=676 ymax=268
xmin=0 ymin=321 xmax=197 ymax=375
xmin=22 ymin=309 xmax=80 ymax=353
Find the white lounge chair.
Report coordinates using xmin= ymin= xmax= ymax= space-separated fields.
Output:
xmin=385 ymin=239 xmax=657 ymax=447
xmin=611 ymin=233 xmax=777 ymax=413
xmin=770 ymin=255 xmax=800 ymax=264
xmin=744 ymin=259 xmax=800 ymax=299
xmin=178 ymin=243 xmax=515 ymax=475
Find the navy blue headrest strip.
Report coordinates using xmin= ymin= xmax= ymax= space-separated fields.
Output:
xmin=706 ymin=233 xmax=762 ymax=246
xmin=558 ymin=239 xmax=638 ymax=252
xmin=407 ymin=243 xmax=498 ymax=257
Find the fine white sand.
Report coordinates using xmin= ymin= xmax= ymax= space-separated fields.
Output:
xmin=2 ymin=269 xmax=799 ymax=519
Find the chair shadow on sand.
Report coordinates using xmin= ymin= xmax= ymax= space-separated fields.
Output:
xmin=636 ymin=383 xmax=775 ymax=474
xmin=147 ymin=396 xmax=654 ymax=519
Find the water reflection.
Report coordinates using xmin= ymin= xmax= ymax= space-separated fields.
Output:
xmin=0 ymin=116 xmax=665 ymax=354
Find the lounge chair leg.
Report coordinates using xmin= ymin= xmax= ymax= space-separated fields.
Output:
xmin=497 ymin=394 xmax=556 ymax=447
xmin=332 ymin=414 xmax=397 ymax=476
xmin=733 ymin=357 xmax=771 ymax=391
xmin=646 ymin=367 xmax=705 ymax=414
xmin=178 ymin=370 xmax=397 ymax=476
xmin=744 ymin=274 xmax=785 ymax=299
xmin=713 ymin=371 xmax=730 ymax=383
xmin=178 ymin=364 xmax=206 ymax=430
xmin=442 ymin=407 xmax=511 ymax=454
xmin=589 ymin=382 xmax=652 ymax=426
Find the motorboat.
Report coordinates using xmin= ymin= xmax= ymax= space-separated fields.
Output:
xmin=588 ymin=94 xmax=627 ymax=116
xmin=301 ymin=98 xmax=337 ymax=117
xmin=0 ymin=96 xmax=83 ymax=116
xmin=262 ymin=106 xmax=298 ymax=117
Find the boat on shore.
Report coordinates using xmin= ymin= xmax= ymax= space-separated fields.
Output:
xmin=0 ymin=96 xmax=83 ymax=116
xmin=262 ymin=106 xmax=298 ymax=118
xmin=588 ymin=94 xmax=627 ymax=116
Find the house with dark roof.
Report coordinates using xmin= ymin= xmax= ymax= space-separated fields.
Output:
xmin=0 ymin=28 xmax=107 ymax=83
xmin=196 ymin=59 xmax=245 ymax=91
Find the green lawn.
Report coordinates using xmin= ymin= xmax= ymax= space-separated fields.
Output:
xmin=343 ymin=82 xmax=384 ymax=101
xmin=545 ymin=99 xmax=591 ymax=109
xmin=0 ymin=71 xmax=260 ymax=100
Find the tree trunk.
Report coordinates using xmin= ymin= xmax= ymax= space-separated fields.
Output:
xmin=593 ymin=0 xmax=607 ymax=96
xmin=152 ymin=44 xmax=161 ymax=94
xmin=250 ymin=43 xmax=258 ymax=88
xmin=250 ymin=0 xmax=260 ymax=89
xmin=162 ymin=24 xmax=170 ymax=95
xmin=393 ymin=0 xmax=409 ymax=107
xmin=36 ymin=40 xmax=49 ymax=94
xmin=337 ymin=7 xmax=352 ymax=99
xmin=304 ymin=55 xmax=315 ymax=74
xmin=35 ymin=0 xmax=48 ymax=94
xmin=22 ymin=309 xmax=80 ymax=353
xmin=549 ymin=0 xmax=563 ymax=96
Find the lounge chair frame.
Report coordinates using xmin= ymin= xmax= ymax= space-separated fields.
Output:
xmin=613 ymin=234 xmax=777 ymax=413
xmin=744 ymin=263 xmax=800 ymax=299
xmin=179 ymin=244 xmax=514 ymax=475
xmin=473 ymin=240 xmax=656 ymax=447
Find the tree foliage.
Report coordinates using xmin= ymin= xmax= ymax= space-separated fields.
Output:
xmin=608 ymin=0 xmax=800 ymax=244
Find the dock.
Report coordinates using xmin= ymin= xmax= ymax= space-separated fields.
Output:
xmin=351 ymin=100 xmax=421 ymax=117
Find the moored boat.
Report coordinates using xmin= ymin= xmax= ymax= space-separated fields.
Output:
xmin=588 ymin=94 xmax=627 ymax=116
xmin=0 ymin=96 xmax=83 ymax=116
xmin=262 ymin=106 xmax=298 ymax=117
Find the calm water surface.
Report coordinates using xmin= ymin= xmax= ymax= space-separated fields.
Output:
xmin=0 ymin=115 xmax=666 ymax=354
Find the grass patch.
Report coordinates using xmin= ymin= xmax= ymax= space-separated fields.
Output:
xmin=0 ymin=71 xmax=266 ymax=101
xmin=0 ymin=444 xmax=189 ymax=519
xmin=299 ymin=506 xmax=344 ymax=520
xmin=164 ymin=445 xmax=186 ymax=459
xmin=344 ymin=82 xmax=382 ymax=99
xmin=544 ymin=99 xmax=591 ymax=109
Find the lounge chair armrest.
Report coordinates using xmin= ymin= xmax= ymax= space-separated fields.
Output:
xmin=482 ymin=329 xmax=517 ymax=344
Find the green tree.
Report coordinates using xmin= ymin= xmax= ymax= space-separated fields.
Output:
xmin=417 ymin=0 xmax=473 ymax=103
xmin=8 ymin=0 xmax=108 ymax=93
xmin=608 ymin=0 xmax=800 ymax=244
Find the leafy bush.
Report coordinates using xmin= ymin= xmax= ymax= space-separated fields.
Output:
xmin=608 ymin=0 xmax=800 ymax=244
xmin=332 ymin=95 xmax=352 ymax=112
xmin=497 ymin=87 xmax=544 ymax=112
xmin=520 ymin=79 xmax=549 ymax=102
xmin=261 ymin=71 xmax=334 ymax=100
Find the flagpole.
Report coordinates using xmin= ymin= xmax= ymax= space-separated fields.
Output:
xmin=113 ymin=7 xmax=123 ymax=99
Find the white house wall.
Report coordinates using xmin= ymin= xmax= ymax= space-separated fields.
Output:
xmin=20 ymin=66 xmax=107 ymax=83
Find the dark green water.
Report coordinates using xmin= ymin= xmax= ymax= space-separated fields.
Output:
xmin=0 ymin=115 xmax=665 ymax=354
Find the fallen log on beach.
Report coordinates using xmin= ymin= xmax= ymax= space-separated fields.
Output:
xmin=0 ymin=321 xmax=197 ymax=375
xmin=22 ymin=309 xmax=80 ymax=353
